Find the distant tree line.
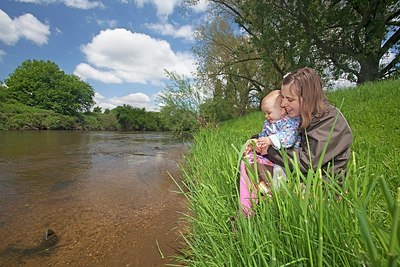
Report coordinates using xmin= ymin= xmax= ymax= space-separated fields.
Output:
xmin=113 ymin=105 xmax=166 ymax=131
xmin=0 ymin=60 xmax=167 ymax=132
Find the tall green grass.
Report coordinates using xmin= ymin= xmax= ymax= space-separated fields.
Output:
xmin=174 ymin=79 xmax=400 ymax=266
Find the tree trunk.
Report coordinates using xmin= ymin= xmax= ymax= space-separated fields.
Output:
xmin=357 ymin=57 xmax=380 ymax=84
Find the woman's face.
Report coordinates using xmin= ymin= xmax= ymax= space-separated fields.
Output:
xmin=281 ymin=84 xmax=301 ymax=117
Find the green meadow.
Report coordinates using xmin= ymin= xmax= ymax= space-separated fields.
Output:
xmin=175 ymin=79 xmax=400 ymax=266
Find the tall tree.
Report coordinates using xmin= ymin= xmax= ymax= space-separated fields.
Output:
xmin=189 ymin=0 xmax=399 ymax=84
xmin=5 ymin=60 xmax=95 ymax=115
xmin=193 ymin=14 xmax=276 ymax=118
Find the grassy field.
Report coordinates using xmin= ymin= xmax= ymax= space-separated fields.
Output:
xmin=175 ymin=79 xmax=400 ymax=266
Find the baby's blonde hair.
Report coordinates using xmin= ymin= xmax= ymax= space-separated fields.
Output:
xmin=261 ymin=90 xmax=282 ymax=109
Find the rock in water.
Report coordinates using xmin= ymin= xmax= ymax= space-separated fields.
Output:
xmin=41 ymin=229 xmax=59 ymax=248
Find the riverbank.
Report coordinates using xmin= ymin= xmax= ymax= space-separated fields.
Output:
xmin=0 ymin=102 xmax=119 ymax=130
xmin=177 ymin=79 xmax=400 ymax=265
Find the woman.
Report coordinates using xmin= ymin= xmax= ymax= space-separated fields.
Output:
xmin=239 ymin=67 xmax=353 ymax=216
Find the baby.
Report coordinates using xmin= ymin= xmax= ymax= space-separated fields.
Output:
xmin=244 ymin=90 xmax=300 ymax=193
xmin=247 ymin=90 xmax=300 ymax=154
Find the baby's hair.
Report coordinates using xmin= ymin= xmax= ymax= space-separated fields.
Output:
xmin=261 ymin=90 xmax=282 ymax=107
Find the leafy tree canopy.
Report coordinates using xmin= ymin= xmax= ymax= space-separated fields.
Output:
xmin=4 ymin=59 xmax=95 ymax=115
xmin=188 ymin=0 xmax=399 ymax=84
xmin=113 ymin=104 xmax=164 ymax=131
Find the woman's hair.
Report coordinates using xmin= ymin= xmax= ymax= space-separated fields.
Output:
xmin=282 ymin=67 xmax=327 ymax=129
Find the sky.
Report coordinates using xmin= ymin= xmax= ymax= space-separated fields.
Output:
xmin=0 ymin=0 xmax=209 ymax=111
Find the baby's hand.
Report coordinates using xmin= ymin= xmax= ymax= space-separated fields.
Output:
xmin=244 ymin=139 xmax=257 ymax=154
xmin=256 ymin=137 xmax=271 ymax=148
xmin=257 ymin=145 xmax=269 ymax=155
xmin=256 ymin=137 xmax=271 ymax=155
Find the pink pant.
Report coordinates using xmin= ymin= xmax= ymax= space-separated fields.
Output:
xmin=239 ymin=153 xmax=274 ymax=217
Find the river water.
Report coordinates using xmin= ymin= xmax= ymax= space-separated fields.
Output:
xmin=0 ymin=131 xmax=188 ymax=266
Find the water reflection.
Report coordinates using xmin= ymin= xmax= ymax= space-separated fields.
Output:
xmin=0 ymin=131 xmax=187 ymax=266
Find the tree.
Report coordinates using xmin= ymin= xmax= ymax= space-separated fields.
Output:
xmin=112 ymin=105 xmax=164 ymax=131
xmin=5 ymin=60 xmax=95 ymax=115
xmin=157 ymin=71 xmax=203 ymax=134
xmin=93 ymin=106 xmax=102 ymax=113
xmin=113 ymin=105 xmax=145 ymax=130
xmin=188 ymin=0 xmax=399 ymax=84
xmin=193 ymin=14 xmax=273 ymax=119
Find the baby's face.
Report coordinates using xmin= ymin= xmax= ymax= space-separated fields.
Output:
xmin=261 ymin=99 xmax=286 ymax=122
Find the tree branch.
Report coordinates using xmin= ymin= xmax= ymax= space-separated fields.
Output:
xmin=209 ymin=0 xmax=255 ymax=37
xmin=379 ymin=28 xmax=400 ymax=58
xmin=216 ymin=70 xmax=266 ymax=92
xmin=385 ymin=7 xmax=400 ymax=24
xmin=296 ymin=2 xmax=356 ymax=57
xmin=327 ymin=55 xmax=359 ymax=78
xmin=379 ymin=52 xmax=400 ymax=77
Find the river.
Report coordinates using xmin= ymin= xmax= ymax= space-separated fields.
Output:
xmin=0 ymin=131 xmax=188 ymax=266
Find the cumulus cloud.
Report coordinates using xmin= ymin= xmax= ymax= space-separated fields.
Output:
xmin=145 ymin=22 xmax=194 ymax=41
xmin=15 ymin=0 xmax=104 ymax=9
xmin=94 ymin=91 xmax=156 ymax=110
xmin=74 ymin=28 xmax=195 ymax=85
xmin=133 ymin=0 xmax=180 ymax=18
xmin=132 ymin=0 xmax=208 ymax=17
xmin=74 ymin=63 xmax=123 ymax=83
xmin=0 ymin=9 xmax=50 ymax=46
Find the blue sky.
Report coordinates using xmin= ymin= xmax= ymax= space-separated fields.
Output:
xmin=0 ymin=0 xmax=208 ymax=111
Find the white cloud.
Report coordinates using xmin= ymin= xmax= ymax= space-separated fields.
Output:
xmin=15 ymin=0 xmax=104 ymax=9
xmin=133 ymin=0 xmax=180 ymax=18
xmin=97 ymin=19 xmax=117 ymax=28
xmin=85 ymin=14 xmax=117 ymax=28
xmin=94 ymin=91 xmax=156 ymax=110
xmin=64 ymin=0 xmax=104 ymax=9
xmin=131 ymin=0 xmax=208 ymax=18
xmin=74 ymin=28 xmax=195 ymax=85
xmin=55 ymin=27 xmax=63 ymax=34
xmin=190 ymin=0 xmax=209 ymax=13
xmin=74 ymin=63 xmax=123 ymax=83
xmin=145 ymin=22 xmax=194 ymax=41
xmin=0 ymin=9 xmax=50 ymax=46
xmin=0 ymin=50 xmax=6 ymax=62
